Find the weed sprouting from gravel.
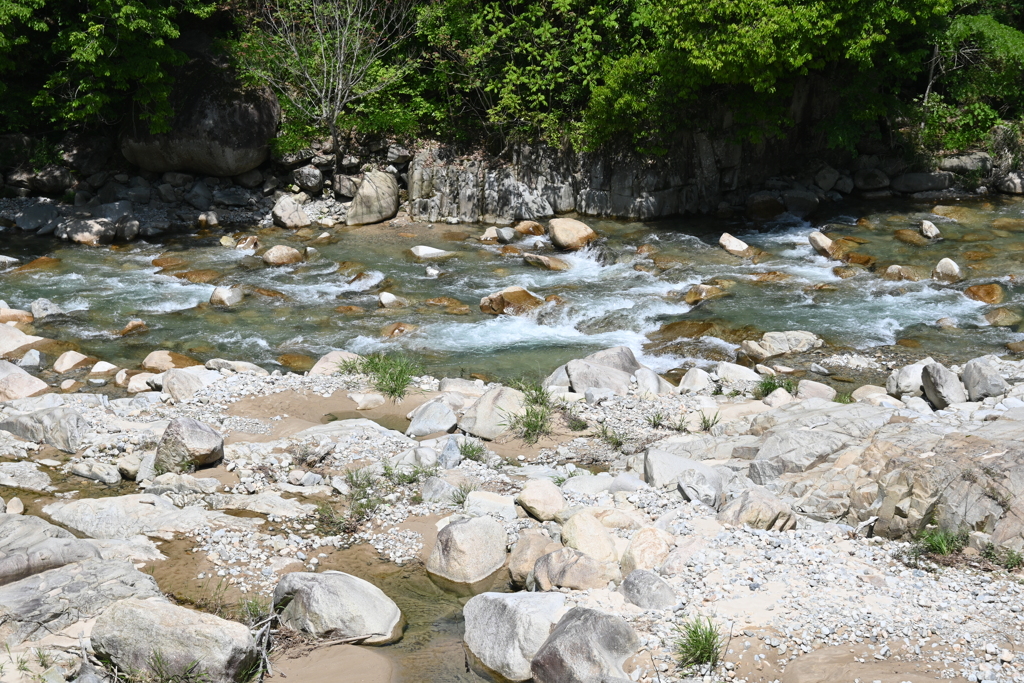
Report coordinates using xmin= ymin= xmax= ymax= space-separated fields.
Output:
xmin=675 ymin=614 xmax=723 ymax=674
xmin=339 ymin=352 xmax=423 ymax=400
xmin=459 ymin=440 xmax=486 ymax=461
xmin=697 ymin=411 xmax=721 ymax=432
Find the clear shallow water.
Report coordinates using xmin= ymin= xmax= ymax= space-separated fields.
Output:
xmin=3 ymin=194 xmax=1024 ymax=378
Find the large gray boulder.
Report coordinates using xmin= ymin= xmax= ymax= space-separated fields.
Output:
xmin=120 ymin=62 xmax=280 ymax=176
xmin=458 ymin=386 xmax=526 ymax=441
xmin=0 ymin=559 xmax=161 ymax=644
xmin=565 ymin=360 xmax=631 ymax=396
xmin=406 ymin=397 xmax=458 ymax=437
xmin=754 ymin=430 xmax=848 ymax=475
xmin=426 ymin=516 xmax=507 ymax=587
xmin=619 ymin=569 xmax=676 ymax=609
xmin=717 ymin=487 xmax=796 ymax=531
xmin=92 ymin=597 xmax=258 ymax=683
xmin=0 ymin=406 xmax=87 ymax=453
xmin=644 ymin=449 xmax=722 ymax=491
xmin=509 ymin=529 xmax=561 ymax=588
xmin=962 ymin=357 xmax=1009 ymax=402
xmin=43 ymin=494 xmax=246 ymax=540
xmin=464 ymin=592 xmax=567 ymax=682
xmin=346 ymin=171 xmax=399 ymax=225
xmin=0 ymin=514 xmax=100 ymax=585
xmin=0 ymin=360 xmax=47 ymax=402
xmin=0 ymin=462 xmax=51 ymax=491
xmin=890 ymin=172 xmax=953 ymax=193
xmin=155 ymin=417 xmax=224 ymax=473
xmin=273 ymin=571 xmax=403 ymax=644
xmin=886 ymin=357 xmax=935 ymax=397
xmin=530 ymin=548 xmax=621 ymax=591
xmin=531 ymin=608 xmax=639 ymax=683
xmin=162 ymin=368 xmax=205 ymax=403
xmin=922 ymin=362 xmax=968 ymax=409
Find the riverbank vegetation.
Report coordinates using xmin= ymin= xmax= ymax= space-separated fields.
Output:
xmin=2 ymin=0 xmax=1024 ymax=158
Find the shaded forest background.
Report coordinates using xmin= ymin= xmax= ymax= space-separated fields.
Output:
xmin=3 ymin=0 xmax=1024 ymax=161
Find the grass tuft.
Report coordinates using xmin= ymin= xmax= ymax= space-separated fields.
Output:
xmin=646 ymin=411 xmax=666 ymax=429
xmin=675 ymin=614 xmax=724 ymax=674
xmin=459 ymin=440 xmax=486 ymax=461
xmin=834 ymin=391 xmax=853 ymax=404
xmin=918 ymin=527 xmax=969 ymax=555
xmin=339 ymin=352 xmax=423 ymax=400
xmin=595 ymin=422 xmax=625 ymax=449
xmin=755 ymin=375 xmax=796 ymax=398
xmin=449 ymin=481 xmax=477 ymax=506
xmin=697 ymin=411 xmax=721 ymax=432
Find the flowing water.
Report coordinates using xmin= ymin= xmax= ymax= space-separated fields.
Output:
xmin=3 ymin=195 xmax=1024 ymax=379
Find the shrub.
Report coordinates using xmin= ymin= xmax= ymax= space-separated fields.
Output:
xmin=917 ymin=527 xmax=969 ymax=555
xmin=339 ymin=353 xmax=422 ymax=400
xmin=675 ymin=614 xmax=723 ymax=674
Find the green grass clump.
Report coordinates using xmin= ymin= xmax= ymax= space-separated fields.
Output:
xmin=834 ymin=392 xmax=853 ymax=404
xmin=506 ymin=404 xmax=553 ymax=444
xmin=459 ymin=440 xmax=486 ymax=461
xmin=595 ymin=422 xmax=625 ymax=449
xmin=339 ymin=352 xmax=423 ymax=400
xmin=646 ymin=411 xmax=665 ymax=429
xmin=566 ymin=414 xmax=588 ymax=431
xmin=918 ymin=527 xmax=969 ymax=555
xmin=449 ymin=481 xmax=477 ymax=506
xmin=755 ymin=375 xmax=796 ymax=398
xmin=675 ymin=615 xmax=724 ymax=674
xmin=697 ymin=411 xmax=721 ymax=432
xmin=982 ymin=542 xmax=1024 ymax=571
xmin=236 ymin=597 xmax=272 ymax=627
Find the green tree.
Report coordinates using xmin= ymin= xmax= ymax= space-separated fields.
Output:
xmin=0 ymin=0 xmax=216 ymax=132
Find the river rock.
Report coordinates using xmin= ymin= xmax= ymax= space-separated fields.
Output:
xmin=531 ymin=607 xmax=638 ymax=683
xmin=480 ymin=286 xmax=544 ymax=315
xmin=0 ymin=559 xmax=162 ymax=645
xmin=565 ymin=359 xmax=632 ymax=397
xmin=410 ymin=245 xmax=451 ymax=259
xmin=717 ymin=487 xmax=796 ymax=531
xmin=0 ymin=406 xmax=86 ymax=452
xmin=962 ymin=356 xmax=1009 ymax=401
xmin=421 ymin=476 xmax=457 ymax=503
xmin=0 ymin=360 xmax=47 ymax=401
xmin=142 ymin=350 xmax=200 ymax=372
xmin=796 ymin=379 xmax=836 ymax=401
xmin=716 ymin=361 xmax=759 ymax=383
xmin=854 ymin=168 xmax=889 ymax=190
xmin=273 ymin=571 xmax=403 ymax=644
xmin=210 ymin=286 xmax=244 ymax=307
xmin=921 ymin=220 xmax=941 ymax=238
xmin=458 ymin=386 xmax=526 ymax=440
xmin=346 ymin=171 xmax=399 ymax=225
xmin=43 ymin=493 xmax=242 ymax=539
xmin=922 ymin=362 xmax=968 ymax=409
xmin=998 ymin=172 xmax=1024 ymax=194
xmin=932 ymin=258 xmax=962 ymax=282
xmin=406 ymin=398 xmax=458 ymax=437
xmin=891 ymin=172 xmax=953 ymax=193
xmin=620 ymin=569 xmax=676 ymax=609
xmin=155 ymin=417 xmax=224 ymax=473
xmin=292 ymin=165 xmax=323 ymax=194
xmin=463 ymin=592 xmax=567 ymax=683
xmin=965 ymin=283 xmax=1005 ymax=304
xmin=808 ymin=231 xmax=833 ymax=257
xmin=677 ymin=367 xmax=713 ymax=394
xmin=719 ymin=232 xmax=752 ymax=257
xmin=60 ymin=218 xmax=116 ymax=246
xmin=70 ymin=461 xmax=121 ymax=485
xmin=162 ymin=368 xmax=206 ymax=402
xmin=509 ymin=529 xmax=562 ymax=587
xmin=940 ymin=152 xmax=992 ymax=174
xmin=618 ymin=527 xmax=671 ymax=575
xmin=517 ymin=479 xmax=564 ymax=521
xmin=309 ymin=350 xmax=361 ymax=375
xmin=886 ymin=356 xmax=936 ymax=397
xmin=465 ymin=491 xmax=517 ymax=521
xmin=0 ymin=514 xmax=102 ymax=585
xmin=741 ymin=331 xmax=822 ymax=361
xmin=524 ymin=253 xmax=571 ymax=271
xmin=93 ymin=597 xmax=258 ymax=683
xmin=676 ymin=460 xmax=725 ymax=509
xmin=745 ymin=192 xmax=784 ymax=220
xmin=530 ymin=548 xmax=621 ymax=591
xmin=426 ymin=516 xmax=507 ymax=586
xmin=0 ymin=462 xmax=51 ymax=491
xmin=548 ymin=218 xmax=596 ymax=251
xmin=262 ymin=244 xmax=304 ymax=266
xmin=119 ymin=61 xmax=279 ymax=176
xmin=271 ymin=196 xmax=311 ymax=229
xmin=561 ymin=511 xmax=617 ymax=563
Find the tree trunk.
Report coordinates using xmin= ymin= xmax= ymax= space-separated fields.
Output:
xmin=330 ymin=122 xmax=341 ymax=195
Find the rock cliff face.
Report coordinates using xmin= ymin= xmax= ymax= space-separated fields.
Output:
xmin=408 ymin=127 xmax=828 ymax=222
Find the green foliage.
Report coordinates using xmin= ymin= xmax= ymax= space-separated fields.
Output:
xmin=595 ymin=422 xmax=625 ymax=449
xmin=506 ymin=404 xmax=553 ymax=444
xmin=756 ymin=375 xmax=796 ymax=398
xmin=340 ymin=352 xmax=423 ymax=400
xmin=646 ymin=411 xmax=665 ymax=429
xmin=675 ymin=614 xmax=723 ymax=674
xmin=917 ymin=527 xmax=969 ymax=555
xmin=834 ymin=392 xmax=854 ymax=404
xmin=459 ymin=440 xmax=486 ymax=461
xmin=146 ymin=651 xmax=213 ymax=683
xmin=236 ymin=597 xmax=272 ymax=627
xmin=449 ymin=481 xmax=477 ymax=506
xmin=697 ymin=411 xmax=721 ymax=432
xmin=0 ymin=0 xmax=216 ymax=131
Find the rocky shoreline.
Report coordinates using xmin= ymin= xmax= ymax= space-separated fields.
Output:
xmin=3 ymin=334 xmax=1024 ymax=682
